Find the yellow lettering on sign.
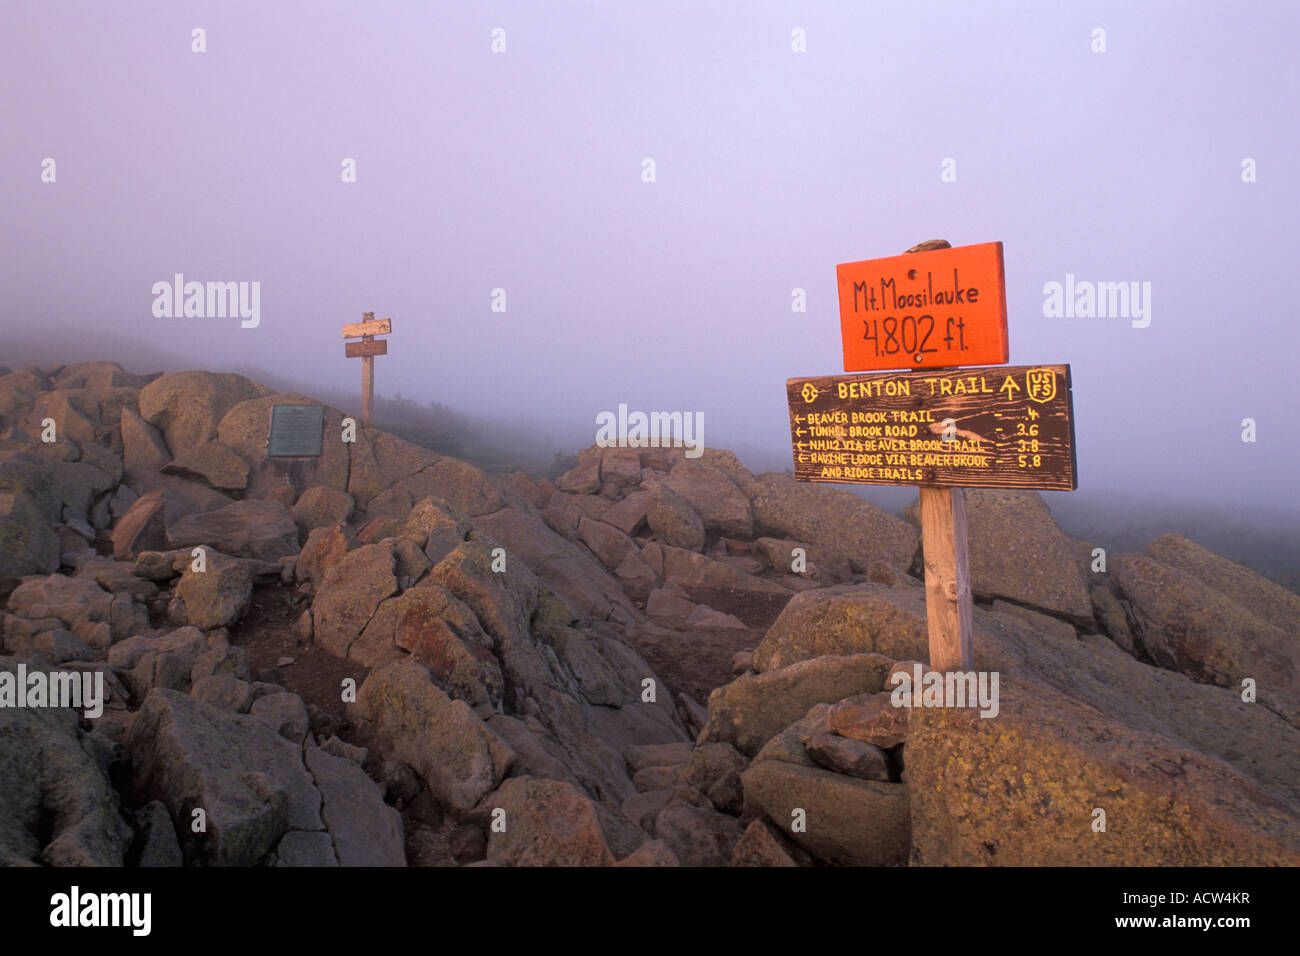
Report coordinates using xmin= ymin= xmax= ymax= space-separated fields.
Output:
xmin=837 ymin=380 xmax=912 ymax=399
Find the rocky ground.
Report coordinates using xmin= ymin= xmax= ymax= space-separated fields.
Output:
xmin=1 ymin=360 xmax=1296 ymax=866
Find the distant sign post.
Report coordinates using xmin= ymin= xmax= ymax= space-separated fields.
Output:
xmin=791 ymin=239 xmax=1077 ymax=674
xmin=343 ymin=312 xmax=392 ymax=423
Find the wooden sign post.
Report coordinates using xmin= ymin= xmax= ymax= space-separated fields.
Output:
xmin=905 ymin=241 xmax=976 ymax=671
xmin=342 ymin=312 xmax=392 ymax=423
xmin=919 ymin=485 xmax=974 ymax=672
xmin=788 ymin=240 xmax=1078 ymax=674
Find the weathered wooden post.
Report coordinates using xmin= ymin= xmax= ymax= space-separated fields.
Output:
xmin=342 ymin=312 xmax=392 ymax=423
xmin=917 ymin=483 xmax=974 ymax=670
xmin=904 ymin=241 xmax=973 ymax=671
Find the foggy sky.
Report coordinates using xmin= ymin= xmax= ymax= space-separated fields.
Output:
xmin=3 ymin=1 xmax=1297 ymax=522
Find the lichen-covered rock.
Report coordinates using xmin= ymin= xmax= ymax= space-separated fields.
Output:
xmin=753 ymin=536 xmax=852 ymax=583
xmin=127 ymin=689 xmax=323 ymax=866
xmin=577 ymin=517 xmax=638 ymax=571
xmin=703 ymin=653 xmax=895 ymax=756
xmin=615 ymin=839 xmax=679 ymax=866
xmin=110 ymin=488 xmax=197 ymax=560
xmin=681 ymin=742 xmax=748 ymax=797
xmin=166 ymin=499 xmax=299 ymax=562
xmin=162 ymin=440 xmax=250 ymax=491
xmin=554 ymin=457 xmax=601 ymax=495
xmin=171 ymin=552 xmax=252 ymax=630
xmin=50 ymin=361 xmax=151 ymax=391
xmin=483 ymin=776 xmax=614 ymax=866
xmin=905 ymin=606 xmax=1300 ymax=866
xmin=753 ymin=583 xmax=929 ymax=672
xmin=76 ymin=560 xmax=159 ymax=601
xmin=352 ymin=583 xmax=503 ymax=706
xmin=653 ymin=797 xmax=742 ymax=866
xmin=990 ymin=599 xmax=1077 ymax=641
xmin=111 ymin=626 xmax=207 ymax=698
xmin=120 ymin=406 xmax=172 ymax=484
xmin=7 ymin=573 xmax=113 ymax=635
xmin=751 ymin=473 xmax=917 ymax=573
xmin=647 ymin=586 xmax=694 ymax=620
xmin=289 ymin=486 xmax=354 ymax=533
xmin=826 ymin=691 xmax=909 ymax=749
xmin=1113 ymin=554 xmax=1296 ymax=694
xmin=311 ymin=543 xmax=398 ymax=658
xmin=751 ymin=703 xmax=830 ymax=768
xmin=0 ymin=490 xmax=58 ymax=593
xmin=1143 ymin=533 xmax=1300 ymax=634
xmin=740 ymin=760 xmax=909 ymax=866
xmin=295 ymin=524 xmax=353 ymax=589
xmin=400 ymin=496 xmax=471 ymax=563
xmin=0 ymin=453 xmax=114 ymax=523
xmin=471 ymin=508 xmax=636 ymax=625
xmin=139 ymin=371 xmax=270 ymax=458
xmin=596 ymin=448 xmax=642 ymax=491
xmin=804 ymin=730 xmax=892 ymax=781
xmin=601 ymin=491 xmax=652 ymax=536
xmin=350 ymin=658 xmax=514 ymax=813
xmin=645 ymin=484 xmax=706 ymax=552
xmin=962 ymin=489 xmax=1092 ymax=623
xmin=907 ymin=671 xmax=1300 ymax=865
xmin=0 ymin=658 xmax=132 ymax=866
xmin=661 ymin=460 xmax=754 ymax=539
xmin=660 ymin=545 xmax=791 ymax=596
xmin=250 ymin=692 xmax=311 ymax=744
xmin=731 ymin=820 xmax=800 ymax=867
xmin=685 ymin=604 xmax=747 ymax=629
xmin=390 ymin=456 xmax=505 ymax=518
xmin=303 ymin=745 xmax=405 ymax=866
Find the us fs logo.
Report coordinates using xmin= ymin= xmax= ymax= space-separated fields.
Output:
xmin=1026 ymin=368 xmax=1056 ymax=403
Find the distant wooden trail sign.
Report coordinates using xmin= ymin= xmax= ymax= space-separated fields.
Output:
xmin=343 ymin=311 xmax=391 ymax=423
xmin=787 ymin=364 xmax=1076 ymax=490
xmin=836 ymin=241 xmax=1008 ymax=371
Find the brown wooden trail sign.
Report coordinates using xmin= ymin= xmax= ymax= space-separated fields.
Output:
xmin=836 ymin=241 xmax=1008 ymax=372
xmin=342 ymin=311 xmax=391 ymax=422
xmin=786 ymin=364 xmax=1077 ymax=491
xmin=342 ymin=317 xmax=391 ymax=338
xmin=345 ymin=339 xmax=388 ymax=358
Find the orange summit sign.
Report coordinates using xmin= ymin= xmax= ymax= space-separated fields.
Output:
xmin=836 ymin=241 xmax=1008 ymax=372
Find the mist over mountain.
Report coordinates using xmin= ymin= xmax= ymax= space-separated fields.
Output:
xmin=5 ymin=3 xmax=1298 ymax=557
